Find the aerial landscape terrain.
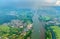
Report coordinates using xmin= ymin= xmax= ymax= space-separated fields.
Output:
xmin=0 ymin=0 xmax=60 ymax=39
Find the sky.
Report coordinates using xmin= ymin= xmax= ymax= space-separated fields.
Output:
xmin=0 ymin=0 xmax=59 ymax=9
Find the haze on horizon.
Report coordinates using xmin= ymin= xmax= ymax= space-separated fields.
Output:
xmin=0 ymin=0 xmax=59 ymax=8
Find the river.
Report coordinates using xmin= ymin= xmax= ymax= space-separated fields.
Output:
xmin=31 ymin=13 xmax=45 ymax=39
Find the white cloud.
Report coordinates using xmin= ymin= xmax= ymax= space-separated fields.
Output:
xmin=56 ymin=0 xmax=60 ymax=5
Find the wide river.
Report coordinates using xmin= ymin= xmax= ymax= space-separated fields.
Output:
xmin=31 ymin=13 xmax=45 ymax=39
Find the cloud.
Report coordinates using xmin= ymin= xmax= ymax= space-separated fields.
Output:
xmin=0 ymin=0 xmax=58 ymax=8
xmin=56 ymin=0 xmax=60 ymax=5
